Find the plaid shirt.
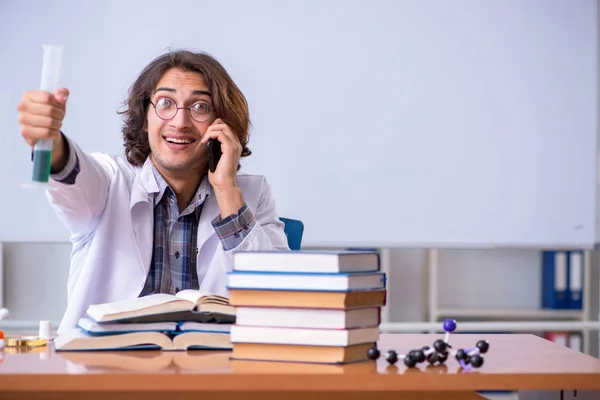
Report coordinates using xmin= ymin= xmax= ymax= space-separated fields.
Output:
xmin=51 ymin=137 xmax=256 ymax=296
xmin=138 ymin=166 xmax=208 ymax=296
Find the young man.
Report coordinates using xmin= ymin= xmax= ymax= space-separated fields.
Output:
xmin=17 ymin=50 xmax=289 ymax=334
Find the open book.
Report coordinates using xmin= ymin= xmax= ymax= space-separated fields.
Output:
xmin=86 ymin=290 xmax=235 ymax=323
xmin=63 ymin=351 xmax=231 ymax=372
xmin=54 ymin=328 xmax=232 ymax=351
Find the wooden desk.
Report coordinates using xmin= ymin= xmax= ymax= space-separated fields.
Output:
xmin=0 ymin=333 xmax=599 ymax=399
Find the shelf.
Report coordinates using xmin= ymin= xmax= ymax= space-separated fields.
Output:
xmin=435 ymin=308 xmax=584 ymax=320
xmin=421 ymin=248 xmax=600 ymax=357
xmin=381 ymin=321 xmax=600 ymax=333
xmin=0 ymin=320 xmax=59 ymax=333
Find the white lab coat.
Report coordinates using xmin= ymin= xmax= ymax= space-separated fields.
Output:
xmin=46 ymin=140 xmax=290 ymax=334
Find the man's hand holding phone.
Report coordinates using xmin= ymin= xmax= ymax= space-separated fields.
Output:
xmin=201 ymin=118 xmax=244 ymax=218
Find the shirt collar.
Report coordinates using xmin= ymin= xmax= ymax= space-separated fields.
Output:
xmin=150 ymin=162 xmax=211 ymax=213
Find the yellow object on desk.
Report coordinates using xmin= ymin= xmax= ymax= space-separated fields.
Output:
xmin=4 ymin=336 xmax=47 ymax=348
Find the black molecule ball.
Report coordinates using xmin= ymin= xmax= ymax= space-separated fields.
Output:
xmin=403 ymin=354 xmax=417 ymax=368
xmin=476 ymin=340 xmax=490 ymax=354
xmin=427 ymin=352 xmax=439 ymax=365
xmin=413 ymin=349 xmax=426 ymax=363
xmin=470 ymin=354 xmax=484 ymax=368
xmin=386 ymin=350 xmax=398 ymax=365
xmin=455 ymin=349 xmax=467 ymax=361
xmin=433 ymin=339 xmax=447 ymax=353
xmin=367 ymin=346 xmax=380 ymax=360
xmin=437 ymin=352 xmax=448 ymax=364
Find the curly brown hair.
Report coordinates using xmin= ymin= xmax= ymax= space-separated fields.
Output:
xmin=119 ymin=50 xmax=252 ymax=167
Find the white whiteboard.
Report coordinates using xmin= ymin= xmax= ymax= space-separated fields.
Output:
xmin=0 ymin=0 xmax=597 ymax=248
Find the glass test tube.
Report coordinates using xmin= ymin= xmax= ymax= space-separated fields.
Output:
xmin=31 ymin=45 xmax=63 ymax=184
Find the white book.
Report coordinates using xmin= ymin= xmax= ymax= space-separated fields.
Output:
xmin=233 ymin=250 xmax=380 ymax=273
xmin=235 ymin=307 xmax=380 ymax=329
xmin=227 ymin=272 xmax=385 ymax=291
xmin=178 ymin=322 xmax=231 ymax=333
xmin=568 ymin=251 xmax=583 ymax=304
xmin=230 ymin=325 xmax=379 ymax=346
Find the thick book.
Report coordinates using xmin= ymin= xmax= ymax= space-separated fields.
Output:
xmin=541 ymin=250 xmax=568 ymax=309
xmin=233 ymin=250 xmax=380 ymax=273
xmin=235 ymin=306 xmax=380 ymax=329
xmin=567 ymin=250 xmax=583 ymax=309
xmin=231 ymin=342 xmax=373 ymax=364
xmin=86 ymin=290 xmax=235 ymax=323
xmin=227 ymin=271 xmax=386 ymax=291
xmin=229 ymin=289 xmax=387 ymax=309
xmin=54 ymin=328 xmax=231 ymax=351
xmin=230 ymin=325 xmax=379 ymax=346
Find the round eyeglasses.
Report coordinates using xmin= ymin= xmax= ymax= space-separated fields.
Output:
xmin=149 ymin=97 xmax=213 ymax=123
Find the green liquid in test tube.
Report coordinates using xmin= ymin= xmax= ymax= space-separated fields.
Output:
xmin=30 ymin=45 xmax=63 ymax=186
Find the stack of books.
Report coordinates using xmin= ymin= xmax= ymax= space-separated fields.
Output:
xmin=53 ymin=290 xmax=235 ymax=351
xmin=228 ymin=250 xmax=386 ymax=364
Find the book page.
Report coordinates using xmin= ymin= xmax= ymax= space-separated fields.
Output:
xmin=196 ymin=303 xmax=235 ymax=316
xmin=176 ymin=290 xmax=230 ymax=306
xmin=87 ymin=293 xmax=188 ymax=317
xmin=54 ymin=329 xmax=175 ymax=351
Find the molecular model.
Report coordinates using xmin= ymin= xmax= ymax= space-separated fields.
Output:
xmin=367 ymin=319 xmax=490 ymax=371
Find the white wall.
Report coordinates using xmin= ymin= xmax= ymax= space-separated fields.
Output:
xmin=437 ymin=249 xmax=542 ymax=309
xmin=1 ymin=0 xmax=597 ymax=247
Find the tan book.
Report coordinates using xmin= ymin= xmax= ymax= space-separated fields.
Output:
xmin=229 ymin=289 xmax=386 ymax=309
xmin=231 ymin=342 xmax=373 ymax=364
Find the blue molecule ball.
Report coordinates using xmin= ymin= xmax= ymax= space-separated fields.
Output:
xmin=443 ymin=319 xmax=457 ymax=333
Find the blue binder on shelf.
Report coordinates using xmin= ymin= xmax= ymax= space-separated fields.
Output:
xmin=567 ymin=250 xmax=583 ymax=310
xmin=541 ymin=250 xmax=568 ymax=309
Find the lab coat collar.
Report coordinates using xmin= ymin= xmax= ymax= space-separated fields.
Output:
xmin=129 ymin=157 xmax=159 ymax=277
xmin=196 ymin=180 xmax=219 ymax=252
xmin=130 ymin=157 xmax=160 ymax=209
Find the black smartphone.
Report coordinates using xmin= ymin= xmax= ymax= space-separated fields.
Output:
xmin=207 ymin=138 xmax=222 ymax=173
